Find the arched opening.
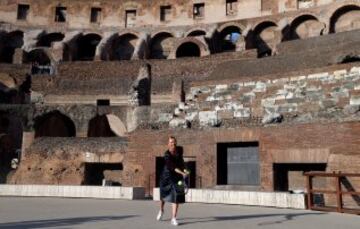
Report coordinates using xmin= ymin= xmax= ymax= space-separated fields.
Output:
xmin=25 ymin=49 xmax=51 ymax=65
xmin=175 ymin=42 xmax=201 ymax=58
xmin=36 ymin=33 xmax=65 ymax=47
xmin=0 ymin=31 xmax=24 ymax=63
xmin=34 ymin=111 xmax=76 ymax=138
xmin=253 ymin=21 xmax=277 ymax=58
xmin=340 ymin=55 xmax=360 ymax=63
xmin=286 ymin=15 xmax=323 ymax=40
xmin=88 ymin=115 xmax=116 ymax=137
xmin=187 ymin=30 xmax=206 ymax=37
xmin=0 ymin=113 xmax=23 ymax=183
xmin=150 ymin=32 xmax=173 ymax=59
xmin=219 ymin=26 xmax=241 ymax=52
xmin=75 ymin=33 xmax=102 ymax=61
xmin=330 ymin=5 xmax=360 ymax=33
xmin=0 ymin=74 xmax=17 ymax=104
xmin=110 ymin=34 xmax=138 ymax=60
xmin=0 ymin=115 xmax=22 ymax=151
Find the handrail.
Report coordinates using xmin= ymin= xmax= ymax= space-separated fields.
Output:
xmin=304 ymin=171 xmax=360 ymax=215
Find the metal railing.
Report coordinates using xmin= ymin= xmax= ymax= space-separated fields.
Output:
xmin=304 ymin=171 xmax=360 ymax=215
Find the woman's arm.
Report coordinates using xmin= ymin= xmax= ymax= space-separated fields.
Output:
xmin=174 ymin=168 xmax=188 ymax=177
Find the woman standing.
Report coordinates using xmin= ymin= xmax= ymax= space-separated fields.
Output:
xmin=156 ymin=136 xmax=189 ymax=226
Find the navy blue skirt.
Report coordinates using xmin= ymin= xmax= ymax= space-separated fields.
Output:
xmin=159 ymin=170 xmax=185 ymax=204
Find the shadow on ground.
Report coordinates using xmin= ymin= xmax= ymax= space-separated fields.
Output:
xmin=0 ymin=215 xmax=138 ymax=229
xmin=179 ymin=212 xmax=326 ymax=226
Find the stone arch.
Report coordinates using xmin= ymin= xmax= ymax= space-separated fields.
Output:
xmin=186 ymin=29 xmax=207 ymax=37
xmin=0 ymin=31 xmax=24 ymax=63
xmin=36 ymin=32 xmax=65 ymax=47
xmin=170 ymin=37 xmax=209 ymax=59
xmin=217 ymin=22 xmax=245 ymax=34
xmin=218 ymin=25 xmax=242 ymax=52
xmin=149 ymin=32 xmax=174 ymax=59
xmin=252 ymin=21 xmax=278 ymax=57
xmin=109 ymin=33 xmax=139 ymax=60
xmin=24 ymin=48 xmax=52 ymax=65
xmin=88 ymin=114 xmax=126 ymax=137
xmin=338 ymin=54 xmax=360 ymax=64
xmin=0 ymin=113 xmax=23 ymax=173
xmin=176 ymin=42 xmax=201 ymax=58
xmin=34 ymin=111 xmax=76 ymax=138
xmin=74 ymin=33 xmax=102 ymax=61
xmin=285 ymin=14 xmax=324 ymax=41
xmin=0 ymin=73 xmax=18 ymax=104
xmin=0 ymin=113 xmax=23 ymax=149
xmin=329 ymin=4 xmax=360 ymax=33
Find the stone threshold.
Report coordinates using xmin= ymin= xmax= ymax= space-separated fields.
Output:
xmin=0 ymin=184 xmax=145 ymax=200
xmin=153 ymin=188 xmax=306 ymax=209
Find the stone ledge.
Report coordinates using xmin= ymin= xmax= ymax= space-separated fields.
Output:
xmin=153 ymin=188 xmax=305 ymax=209
xmin=0 ymin=185 xmax=145 ymax=200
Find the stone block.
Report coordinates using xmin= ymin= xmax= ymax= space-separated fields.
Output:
xmin=284 ymin=84 xmax=297 ymax=90
xmin=244 ymin=81 xmax=256 ymax=87
xmin=350 ymin=66 xmax=360 ymax=74
xmin=215 ymin=84 xmax=228 ymax=91
xmin=264 ymin=105 xmax=279 ymax=114
xmin=354 ymin=84 xmax=360 ymax=90
xmin=185 ymin=112 xmax=198 ymax=121
xmin=331 ymin=87 xmax=349 ymax=98
xmin=261 ymin=98 xmax=276 ymax=107
xmin=262 ymin=113 xmax=283 ymax=124
xmin=198 ymin=111 xmax=220 ymax=127
xmin=234 ymin=108 xmax=251 ymax=118
xmin=343 ymin=104 xmax=360 ymax=115
xmin=308 ymin=72 xmax=329 ymax=80
xmin=278 ymin=104 xmax=297 ymax=113
xmin=0 ymin=185 xmax=145 ymax=200
xmin=178 ymin=102 xmax=185 ymax=110
xmin=174 ymin=108 xmax=181 ymax=116
xmin=333 ymin=69 xmax=347 ymax=77
xmin=190 ymin=86 xmax=211 ymax=95
xmin=219 ymin=102 xmax=244 ymax=111
xmin=185 ymin=93 xmax=195 ymax=101
xmin=218 ymin=110 xmax=234 ymax=120
xmin=169 ymin=118 xmax=188 ymax=128
xmin=290 ymin=76 xmax=306 ymax=82
xmin=319 ymin=99 xmax=337 ymax=109
xmin=253 ymin=81 xmax=267 ymax=93
xmin=229 ymin=83 xmax=241 ymax=91
xmin=350 ymin=96 xmax=360 ymax=105
xmin=272 ymin=78 xmax=289 ymax=84
xmin=158 ymin=113 xmax=173 ymax=123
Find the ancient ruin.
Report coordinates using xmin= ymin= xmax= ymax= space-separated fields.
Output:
xmin=1 ymin=0 xmax=360 ymax=210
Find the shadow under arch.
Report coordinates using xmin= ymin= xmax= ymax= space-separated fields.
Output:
xmin=34 ymin=111 xmax=76 ymax=138
xmin=0 ymin=30 xmax=24 ymax=63
xmin=252 ymin=21 xmax=278 ymax=57
xmin=74 ymin=33 xmax=102 ymax=61
xmin=175 ymin=41 xmax=201 ymax=58
xmin=36 ymin=32 xmax=65 ymax=47
xmin=149 ymin=32 xmax=173 ymax=59
xmin=109 ymin=33 xmax=138 ymax=60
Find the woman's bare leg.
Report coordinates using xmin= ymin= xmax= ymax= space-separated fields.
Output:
xmin=160 ymin=200 xmax=165 ymax=212
xmin=172 ymin=203 xmax=179 ymax=218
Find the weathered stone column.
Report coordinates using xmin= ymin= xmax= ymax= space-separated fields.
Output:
xmin=21 ymin=131 xmax=34 ymax=158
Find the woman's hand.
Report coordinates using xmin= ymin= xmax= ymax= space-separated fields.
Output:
xmin=183 ymin=169 xmax=190 ymax=178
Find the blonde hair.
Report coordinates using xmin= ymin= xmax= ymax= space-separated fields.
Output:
xmin=168 ymin=136 xmax=177 ymax=143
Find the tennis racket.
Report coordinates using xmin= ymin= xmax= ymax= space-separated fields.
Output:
xmin=175 ymin=170 xmax=190 ymax=195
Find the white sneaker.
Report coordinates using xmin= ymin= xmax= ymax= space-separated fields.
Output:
xmin=171 ymin=218 xmax=179 ymax=226
xmin=156 ymin=210 xmax=163 ymax=221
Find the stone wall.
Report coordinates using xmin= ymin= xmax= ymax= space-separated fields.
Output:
xmin=159 ymin=66 xmax=360 ymax=129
